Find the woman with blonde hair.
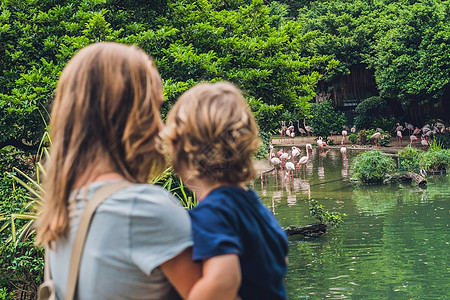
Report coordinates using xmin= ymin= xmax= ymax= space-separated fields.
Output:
xmin=36 ymin=42 xmax=200 ymax=299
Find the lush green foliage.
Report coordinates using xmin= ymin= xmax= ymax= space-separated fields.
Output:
xmin=0 ymin=287 xmax=15 ymax=300
xmin=397 ymin=145 xmax=423 ymax=172
xmin=434 ymin=132 xmax=450 ymax=149
xmin=0 ymin=0 xmax=122 ymax=153
xmin=254 ymin=131 xmax=272 ymax=160
xmin=354 ymin=97 xmax=393 ymax=130
xmin=309 ymin=200 xmax=346 ymax=228
xmin=157 ymin=0 xmax=338 ymax=133
xmin=365 ymin=129 xmax=391 ymax=147
xmin=351 ymin=129 xmax=390 ymax=146
xmin=0 ymin=241 xmax=43 ymax=299
xmin=396 ymin=142 xmax=450 ymax=172
xmin=419 ymin=148 xmax=450 ymax=172
xmin=352 ymin=150 xmax=396 ymax=183
xmin=348 ymin=133 xmax=358 ymax=144
xmin=309 ymin=100 xmax=346 ymax=140
xmin=370 ymin=1 xmax=450 ymax=106
xmin=0 ymin=174 xmax=43 ymax=299
xmin=0 ymin=0 xmax=336 ymax=152
xmin=397 ymin=145 xmax=423 ymax=159
xmin=297 ymin=0 xmax=450 ymax=124
xmin=153 ymin=168 xmax=196 ymax=209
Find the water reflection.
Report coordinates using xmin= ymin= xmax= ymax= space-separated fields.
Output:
xmin=257 ymin=146 xmax=352 ymax=210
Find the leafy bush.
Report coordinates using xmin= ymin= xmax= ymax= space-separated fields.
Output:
xmin=365 ymin=129 xmax=391 ymax=146
xmin=398 ymin=145 xmax=424 ymax=158
xmin=309 ymin=200 xmax=346 ymax=228
xmin=348 ymin=133 xmax=358 ymax=144
xmin=254 ymin=131 xmax=272 ymax=160
xmin=352 ymin=150 xmax=396 ymax=183
xmin=355 ymin=129 xmax=390 ymax=146
xmin=0 ymin=241 xmax=43 ymax=299
xmin=0 ymin=148 xmax=37 ymax=174
xmin=0 ymin=173 xmax=43 ymax=298
xmin=354 ymin=97 xmax=388 ymax=130
xmin=419 ymin=148 xmax=450 ymax=172
xmin=309 ymin=100 xmax=346 ymax=141
xmin=397 ymin=145 xmax=423 ymax=171
xmin=434 ymin=132 xmax=450 ymax=149
xmin=0 ymin=287 xmax=15 ymax=300
xmin=358 ymin=130 xmax=367 ymax=145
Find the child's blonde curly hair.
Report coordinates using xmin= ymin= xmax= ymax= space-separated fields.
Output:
xmin=163 ymin=82 xmax=260 ymax=185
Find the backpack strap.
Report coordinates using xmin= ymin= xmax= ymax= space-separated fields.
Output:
xmin=65 ymin=180 xmax=132 ymax=300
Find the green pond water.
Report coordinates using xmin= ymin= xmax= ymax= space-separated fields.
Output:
xmin=252 ymin=147 xmax=449 ymax=299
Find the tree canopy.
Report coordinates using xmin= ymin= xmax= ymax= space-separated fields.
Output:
xmin=2 ymin=0 xmax=449 ymax=155
xmin=297 ymin=0 xmax=450 ymax=124
xmin=0 ymin=0 xmax=336 ymax=154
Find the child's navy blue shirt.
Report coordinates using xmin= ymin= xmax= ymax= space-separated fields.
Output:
xmin=189 ymin=186 xmax=289 ymax=300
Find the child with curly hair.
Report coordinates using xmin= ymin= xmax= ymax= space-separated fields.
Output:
xmin=163 ymin=82 xmax=288 ymax=300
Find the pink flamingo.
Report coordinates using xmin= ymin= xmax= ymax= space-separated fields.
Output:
xmin=291 ymin=146 xmax=301 ymax=162
xmin=424 ymin=129 xmax=435 ymax=140
xmin=395 ymin=123 xmax=404 ymax=132
xmin=397 ymin=130 xmax=402 ymax=145
xmin=340 ymin=146 xmax=347 ymax=162
xmin=279 ymin=121 xmax=287 ymax=143
xmin=371 ymin=132 xmax=381 ymax=147
xmin=317 ymin=137 xmax=328 ymax=150
xmin=280 ymin=152 xmax=289 ymax=164
xmin=303 ymin=119 xmax=313 ymax=136
xmin=409 ymin=135 xmax=418 ymax=145
xmin=271 ymin=157 xmax=282 ymax=177
xmin=288 ymin=124 xmax=295 ymax=133
xmin=278 ymin=128 xmax=284 ymax=143
xmin=285 ymin=161 xmax=295 ymax=181
xmin=277 ymin=149 xmax=284 ymax=157
xmin=297 ymin=120 xmax=306 ymax=136
xmin=271 ymin=157 xmax=281 ymax=166
xmin=422 ymin=124 xmax=431 ymax=136
xmin=405 ymin=122 xmax=414 ymax=135
xmin=288 ymin=128 xmax=295 ymax=144
xmin=421 ymin=137 xmax=428 ymax=150
xmin=269 ymin=144 xmax=275 ymax=159
xmin=296 ymin=151 xmax=310 ymax=173
xmin=341 ymin=130 xmax=348 ymax=145
xmin=435 ymin=122 xmax=445 ymax=132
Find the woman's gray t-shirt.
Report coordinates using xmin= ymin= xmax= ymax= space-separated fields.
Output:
xmin=49 ymin=181 xmax=193 ymax=299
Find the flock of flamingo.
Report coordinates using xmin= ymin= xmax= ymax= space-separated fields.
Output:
xmin=370 ymin=122 xmax=449 ymax=150
xmin=266 ymin=120 xmax=450 ymax=184
xmin=278 ymin=120 xmax=449 ymax=151
xmin=268 ymin=138 xmax=347 ymax=183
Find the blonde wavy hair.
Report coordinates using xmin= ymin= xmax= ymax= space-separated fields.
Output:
xmin=163 ymin=82 xmax=260 ymax=185
xmin=36 ymin=42 xmax=166 ymax=247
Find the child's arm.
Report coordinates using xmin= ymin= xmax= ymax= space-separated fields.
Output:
xmin=160 ymin=247 xmax=202 ymax=299
xmin=187 ymin=253 xmax=241 ymax=300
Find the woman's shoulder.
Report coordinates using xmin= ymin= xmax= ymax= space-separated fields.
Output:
xmin=80 ymin=181 xmax=186 ymax=219
xmin=110 ymin=183 xmax=184 ymax=209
